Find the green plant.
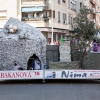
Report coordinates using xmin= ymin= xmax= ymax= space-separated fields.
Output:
xmin=60 ymin=38 xmax=65 ymax=42
xmin=18 ymin=33 xmax=29 ymax=40
xmin=73 ymin=6 xmax=99 ymax=69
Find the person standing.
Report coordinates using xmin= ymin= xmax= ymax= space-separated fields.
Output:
xmin=31 ymin=58 xmax=41 ymax=70
xmin=93 ymin=39 xmax=98 ymax=52
xmin=27 ymin=54 xmax=41 ymax=70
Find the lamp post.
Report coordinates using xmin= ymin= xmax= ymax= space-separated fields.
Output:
xmin=51 ymin=0 xmax=54 ymax=45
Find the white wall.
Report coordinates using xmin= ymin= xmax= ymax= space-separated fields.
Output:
xmin=0 ymin=0 xmax=18 ymax=28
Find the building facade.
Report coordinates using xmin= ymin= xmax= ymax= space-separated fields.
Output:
xmin=20 ymin=0 xmax=74 ymax=44
xmin=0 ymin=0 xmax=100 ymax=43
xmin=83 ymin=0 xmax=100 ymax=28
xmin=0 ymin=0 xmax=18 ymax=29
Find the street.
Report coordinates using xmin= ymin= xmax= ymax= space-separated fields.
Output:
xmin=0 ymin=80 xmax=100 ymax=100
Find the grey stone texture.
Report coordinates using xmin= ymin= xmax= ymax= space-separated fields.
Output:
xmin=59 ymin=41 xmax=71 ymax=62
xmin=46 ymin=45 xmax=59 ymax=62
xmin=83 ymin=53 xmax=100 ymax=69
xmin=0 ymin=17 xmax=46 ymax=70
xmin=49 ymin=61 xmax=80 ymax=69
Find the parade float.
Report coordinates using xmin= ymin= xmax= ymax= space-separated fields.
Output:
xmin=0 ymin=18 xmax=100 ymax=82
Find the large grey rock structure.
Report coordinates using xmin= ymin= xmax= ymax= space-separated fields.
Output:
xmin=0 ymin=17 xmax=46 ymax=70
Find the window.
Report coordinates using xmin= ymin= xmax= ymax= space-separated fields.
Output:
xmin=58 ymin=12 xmax=60 ymax=23
xmin=0 ymin=10 xmax=7 ymax=19
xmin=68 ymin=13 xmax=70 ymax=24
xmin=63 ymin=13 xmax=67 ymax=24
xmin=62 ymin=0 xmax=66 ymax=3
xmin=63 ymin=13 xmax=66 ymax=20
xmin=62 ymin=34 xmax=65 ymax=38
xmin=58 ymin=12 xmax=60 ymax=19
xmin=43 ymin=10 xmax=51 ymax=18
xmin=70 ymin=0 xmax=76 ymax=11
xmin=71 ymin=17 xmax=73 ymax=25
xmin=53 ymin=11 xmax=55 ymax=18
xmin=68 ymin=13 xmax=73 ymax=24
xmin=58 ymin=34 xmax=61 ymax=41
xmin=58 ymin=0 xmax=66 ymax=3
xmin=58 ymin=0 xmax=62 ymax=4
xmin=80 ymin=2 xmax=82 ymax=8
xmin=53 ymin=34 xmax=56 ymax=42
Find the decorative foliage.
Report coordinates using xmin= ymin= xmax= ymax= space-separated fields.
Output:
xmin=60 ymin=38 xmax=65 ymax=42
xmin=74 ymin=6 xmax=98 ymax=41
xmin=73 ymin=6 xmax=99 ymax=68
xmin=7 ymin=24 xmax=18 ymax=33
xmin=18 ymin=33 xmax=29 ymax=40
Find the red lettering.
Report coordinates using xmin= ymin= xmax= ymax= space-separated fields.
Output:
xmin=34 ymin=71 xmax=40 ymax=76
xmin=12 ymin=73 xmax=16 ymax=78
xmin=37 ymin=72 xmax=40 ymax=76
xmin=5 ymin=73 xmax=8 ymax=78
xmin=35 ymin=72 xmax=37 ymax=75
xmin=23 ymin=72 xmax=28 ymax=77
xmin=16 ymin=72 xmax=20 ymax=77
xmin=0 ymin=71 xmax=33 ymax=79
xmin=20 ymin=72 xmax=24 ymax=78
xmin=1 ymin=73 xmax=5 ymax=78
xmin=28 ymin=72 xmax=32 ymax=77
xmin=7 ymin=72 xmax=12 ymax=78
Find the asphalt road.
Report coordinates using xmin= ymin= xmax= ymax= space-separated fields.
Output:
xmin=0 ymin=79 xmax=100 ymax=100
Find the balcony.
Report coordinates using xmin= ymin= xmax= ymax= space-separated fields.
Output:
xmin=22 ymin=16 xmax=49 ymax=23
xmin=21 ymin=0 xmax=47 ymax=5
xmin=21 ymin=9 xmax=50 ymax=22
xmin=90 ymin=0 xmax=96 ymax=5
xmin=71 ymin=8 xmax=76 ymax=12
xmin=90 ymin=8 xmax=96 ymax=14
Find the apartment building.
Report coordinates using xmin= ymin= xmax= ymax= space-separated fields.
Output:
xmin=0 ymin=0 xmax=79 ymax=43
xmin=83 ymin=0 xmax=100 ymax=28
xmin=95 ymin=0 xmax=100 ymax=28
xmin=1 ymin=0 xmax=99 ymax=43
xmin=0 ymin=0 xmax=18 ymax=29
xmin=20 ymin=0 xmax=74 ymax=43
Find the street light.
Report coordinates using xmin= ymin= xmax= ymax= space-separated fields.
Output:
xmin=51 ymin=0 xmax=54 ymax=45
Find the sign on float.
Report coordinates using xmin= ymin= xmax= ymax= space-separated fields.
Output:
xmin=45 ymin=70 xmax=100 ymax=79
xmin=0 ymin=70 xmax=43 ymax=80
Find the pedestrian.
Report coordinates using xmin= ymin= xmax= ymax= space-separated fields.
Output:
xmin=27 ymin=54 xmax=41 ymax=70
xmin=13 ymin=61 xmax=25 ymax=70
xmin=31 ymin=58 xmax=41 ymax=70
xmin=93 ymin=39 xmax=98 ymax=52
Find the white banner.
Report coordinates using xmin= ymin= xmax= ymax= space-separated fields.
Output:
xmin=45 ymin=70 xmax=100 ymax=79
xmin=1 ymin=70 xmax=100 ymax=80
xmin=0 ymin=70 xmax=43 ymax=80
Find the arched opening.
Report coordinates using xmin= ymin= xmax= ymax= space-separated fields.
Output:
xmin=27 ymin=54 xmax=41 ymax=70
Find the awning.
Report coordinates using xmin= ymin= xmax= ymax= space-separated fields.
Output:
xmin=37 ymin=28 xmax=69 ymax=34
xmin=22 ymin=7 xmax=43 ymax=12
